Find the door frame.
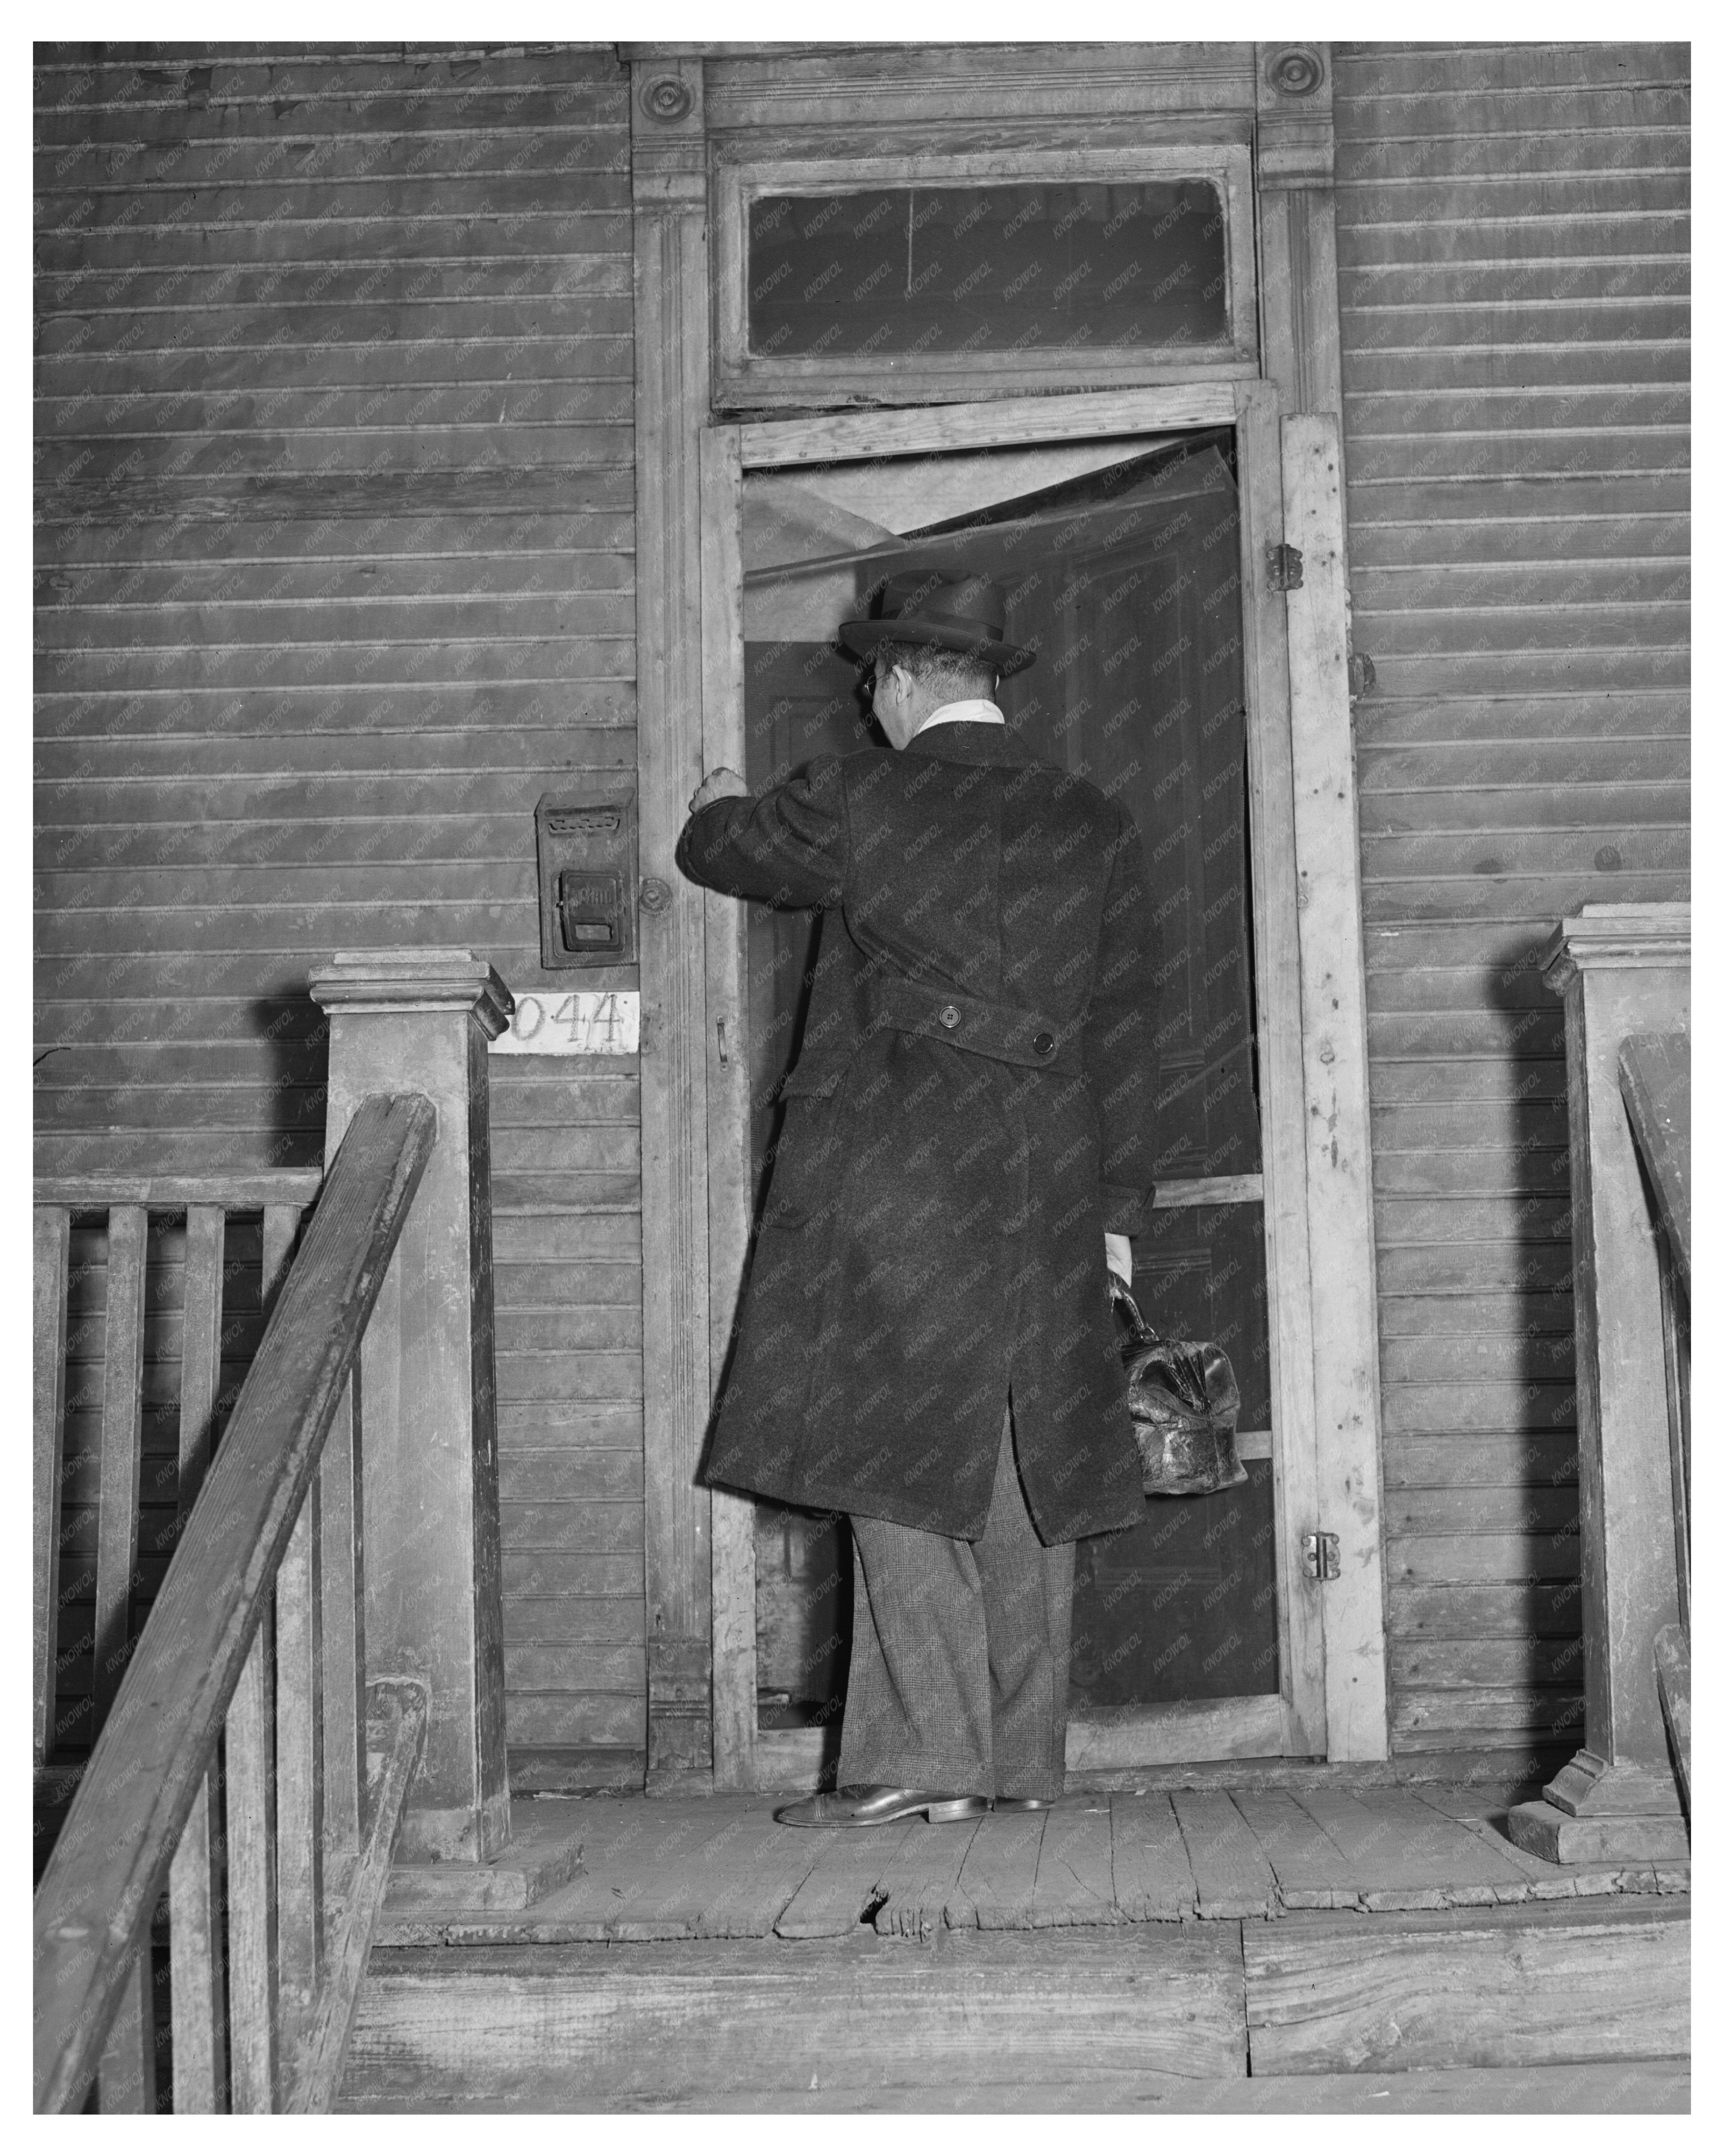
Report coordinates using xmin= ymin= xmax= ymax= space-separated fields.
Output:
xmin=702 ymin=381 xmax=1358 ymax=1790
xmin=627 ymin=43 xmax=1389 ymax=1787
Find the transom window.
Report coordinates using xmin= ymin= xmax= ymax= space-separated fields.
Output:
xmin=746 ymin=180 xmax=1230 ymax=358
xmin=712 ymin=146 xmax=1258 ymax=405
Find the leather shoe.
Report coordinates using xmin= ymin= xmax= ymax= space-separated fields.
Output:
xmin=992 ymin=1796 xmax=1055 ymax=1812
xmin=775 ymin=1783 xmax=988 ymax=1828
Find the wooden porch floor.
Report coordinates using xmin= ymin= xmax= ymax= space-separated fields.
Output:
xmin=348 ymin=1785 xmax=1690 ymax=2110
xmin=376 ymin=1783 xmax=1691 ymax=1947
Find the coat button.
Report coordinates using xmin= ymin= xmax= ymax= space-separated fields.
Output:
xmin=1033 ymin=1030 xmax=1055 ymax=1056
xmin=939 ymin=1004 xmax=962 ymax=1029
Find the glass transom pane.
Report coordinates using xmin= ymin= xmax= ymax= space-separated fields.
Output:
xmin=747 ymin=181 xmax=1230 ymax=359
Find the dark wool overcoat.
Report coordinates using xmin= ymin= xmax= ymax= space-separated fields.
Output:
xmin=675 ymin=719 xmax=1162 ymax=1544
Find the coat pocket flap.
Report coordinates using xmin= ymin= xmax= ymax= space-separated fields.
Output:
xmin=777 ymin=1060 xmax=844 ymax=1101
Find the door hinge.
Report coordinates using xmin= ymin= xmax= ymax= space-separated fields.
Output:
xmin=1302 ymin=1530 xmax=1341 ymax=1582
xmin=1266 ymin=542 xmax=1304 ymax=592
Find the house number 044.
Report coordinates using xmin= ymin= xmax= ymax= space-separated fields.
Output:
xmin=490 ymin=990 xmax=641 ymax=1057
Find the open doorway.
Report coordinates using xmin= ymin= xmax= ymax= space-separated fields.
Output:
xmin=734 ymin=428 xmax=1285 ymax=1760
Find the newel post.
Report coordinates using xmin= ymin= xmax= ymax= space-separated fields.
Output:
xmin=1508 ymin=904 xmax=1689 ymax=1866
xmin=308 ymin=948 xmax=514 ymax=1862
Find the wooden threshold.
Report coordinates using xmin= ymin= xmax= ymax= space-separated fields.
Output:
xmin=1068 ymin=1694 xmax=1288 ymax=1770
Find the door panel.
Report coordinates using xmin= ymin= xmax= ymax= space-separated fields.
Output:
xmin=737 ymin=430 xmax=1293 ymax=1751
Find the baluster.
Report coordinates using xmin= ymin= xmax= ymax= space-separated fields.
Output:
xmin=262 ymin=1203 xmax=300 ymax=1311
xmin=274 ymin=1478 xmax=324 ymax=2099
xmin=94 ymin=1206 xmax=148 ymax=1727
xmin=167 ymin=1204 xmax=229 ymax=2110
xmin=95 ymin=1942 xmax=157 ymax=2114
xmin=320 ymin=1375 xmax=366 ymax=1857
xmin=223 ymin=1205 xmax=298 ymax=2112
xmin=33 ymin=1206 xmax=71 ymax=1770
xmin=225 ymin=1608 xmax=279 ymax=2111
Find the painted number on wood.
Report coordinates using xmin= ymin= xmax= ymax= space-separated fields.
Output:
xmin=490 ymin=991 xmax=639 ymax=1056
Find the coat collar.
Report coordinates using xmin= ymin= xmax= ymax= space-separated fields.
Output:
xmin=900 ymin=721 xmax=1028 ymax=767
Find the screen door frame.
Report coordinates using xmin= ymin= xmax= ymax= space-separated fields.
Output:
xmin=700 ymin=379 xmax=1361 ymax=1790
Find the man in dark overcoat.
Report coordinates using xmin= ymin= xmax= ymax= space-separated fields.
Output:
xmin=676 ymin=572 xmax=1160 ymax=1824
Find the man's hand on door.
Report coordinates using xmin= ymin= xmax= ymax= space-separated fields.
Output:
xmin=689 ymin=766 xmax=748 ymax=815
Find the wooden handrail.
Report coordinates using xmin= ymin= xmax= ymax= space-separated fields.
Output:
xmin=32 ymin=1169 xmax=325 ymax=1210
xmin=32 ymin=1093 xmax=436 ymax=2114
xmin=1620 ymin=1029 xmax=1691 ymax=1810
xmin=1619 ymin=1031 xmax=1690 ymax=1295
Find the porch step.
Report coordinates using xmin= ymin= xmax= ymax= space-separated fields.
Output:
xmin=339 ymin=1928 xmax=1245 ymax=2109
xmin=337 ymin=1900 xmax=1688 ymax=2111
xmin=337 ymin=2059 xmax=1689 ymax=2114
xmin=1242 ymin=1898 xmax=1689 ymax=2078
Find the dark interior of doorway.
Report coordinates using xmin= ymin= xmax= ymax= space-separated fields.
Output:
xmin=735 ymin=431 xmax=1279 ymax=1738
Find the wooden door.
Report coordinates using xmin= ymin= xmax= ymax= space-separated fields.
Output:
xmin=703 ymin=384 xmax=1330 ymax=1788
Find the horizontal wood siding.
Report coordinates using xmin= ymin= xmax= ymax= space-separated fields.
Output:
xmin=493 ymin=1062 xmax=645 ymax=1778
xmin=34 ymin=44 xmax=645 ymax=1778
xmin=1333 ymin=42 xmax=1689 ymax=1758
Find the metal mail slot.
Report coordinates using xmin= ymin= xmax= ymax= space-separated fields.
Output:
xmin=534 ymin=788 xmax=637 ymax=970
xmin=558 ymin=869 xmax=623 ymax=951
xmin=546 ymin=807 xmax=621 ymax=840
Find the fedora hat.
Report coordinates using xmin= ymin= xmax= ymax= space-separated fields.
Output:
xmin=840 ymin=571 xmax=1036 ymax=678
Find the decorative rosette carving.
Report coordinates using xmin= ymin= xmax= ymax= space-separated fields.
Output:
xmin=1267 ymin=47 xmax=1324 ymax=97
xmin=641 ymin=74 xmax=693 ymax=122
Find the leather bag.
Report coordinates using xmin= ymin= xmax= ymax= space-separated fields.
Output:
xmin=1109 ymin=1277 xmax=1248 ymax=1498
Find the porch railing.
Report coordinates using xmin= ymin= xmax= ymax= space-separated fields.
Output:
xmin=32 ymin=1169 xmax=322 ymax=1784
xmin=33 ymin=1095 xmax=436 ymax=2112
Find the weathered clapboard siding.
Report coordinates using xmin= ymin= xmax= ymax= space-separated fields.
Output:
xmin=492 ymin=1065 xmax=645 ymax=1775
xmin=33 ymin=44 xmax=645 ymax=1778
xmin=1333 ymin=42 xmax=1690 ymax=1758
